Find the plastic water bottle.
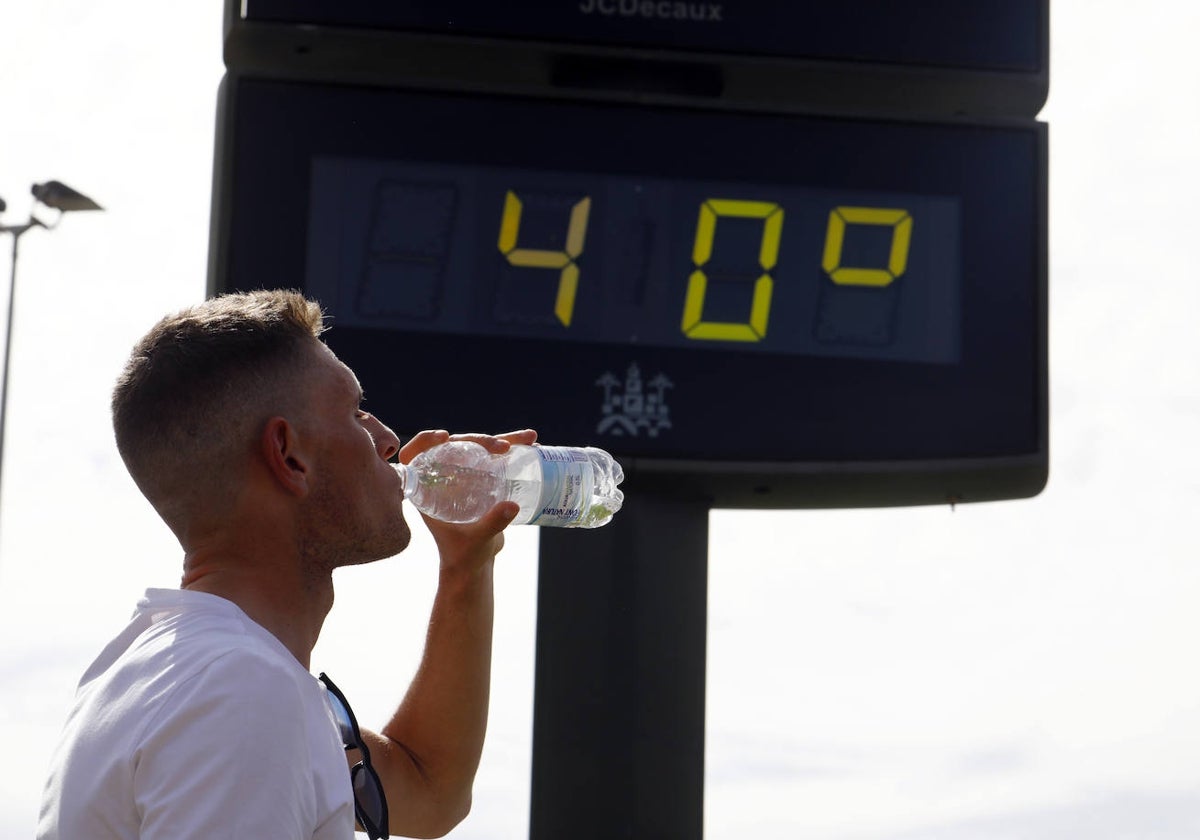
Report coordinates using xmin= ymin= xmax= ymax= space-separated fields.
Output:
xmin=395 ymin=442 xmax=625 ymax=528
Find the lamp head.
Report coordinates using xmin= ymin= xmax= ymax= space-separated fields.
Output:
xmin=31 ymin=181 xmax=103 ymax=213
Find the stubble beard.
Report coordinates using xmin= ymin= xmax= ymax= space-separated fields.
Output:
xmin=301 ymin=477 xmax=413 ymax=577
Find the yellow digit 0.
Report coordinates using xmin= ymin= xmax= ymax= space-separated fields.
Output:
xmin=681 ymin=198 xmax=783 ymax=342
xmin=497 ymin=190 xmax=591 ymax=326
xmin=821 ymin=206 xmax=912 ymax=287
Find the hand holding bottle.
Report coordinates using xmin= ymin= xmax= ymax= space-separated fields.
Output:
xmin=397 ymin=430 xmax=539 ymax=568
xmin=396 ymin=432 xmax=624 ymax=529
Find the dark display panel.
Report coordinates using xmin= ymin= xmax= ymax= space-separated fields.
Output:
xmin=307 ymin=159 xmax=961 ymax=366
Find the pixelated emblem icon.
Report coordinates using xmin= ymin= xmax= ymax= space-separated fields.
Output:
xmin=596 ymin=363 xmax=673 ymax=437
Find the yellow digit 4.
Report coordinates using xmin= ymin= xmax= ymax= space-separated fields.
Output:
xmin=497 ymin=190 xmax=591 ymax=326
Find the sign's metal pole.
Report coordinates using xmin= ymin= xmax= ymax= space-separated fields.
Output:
xmin=530 ymin=493 xmax=710 ymax=839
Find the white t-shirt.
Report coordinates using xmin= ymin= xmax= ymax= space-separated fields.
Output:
xmin=37 ymin=588 xmax=356 ymax=840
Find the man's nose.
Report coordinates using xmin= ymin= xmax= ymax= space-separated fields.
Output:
xmin=370 ymin=417 xmax=402 ymax=461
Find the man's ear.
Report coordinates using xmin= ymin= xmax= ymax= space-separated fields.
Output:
xmin=261 ymin=416 xmax=310 ymax=497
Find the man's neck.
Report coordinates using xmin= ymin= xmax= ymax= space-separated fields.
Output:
xmin=182 ymin=548 xmax=334 ymax=669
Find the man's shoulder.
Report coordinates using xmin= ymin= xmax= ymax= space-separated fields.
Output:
xmin=81 ymin=590 xmax=319 ymax=731
xmin=126 ymin=588 xmax=305 ymax=676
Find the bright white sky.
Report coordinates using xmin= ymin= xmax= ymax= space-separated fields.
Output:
xmin=2 ymin=2 xmax=1199 ymax=838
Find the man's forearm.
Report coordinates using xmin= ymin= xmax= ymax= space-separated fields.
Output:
xmin=375 ymin=559 xmax=496 ymax=837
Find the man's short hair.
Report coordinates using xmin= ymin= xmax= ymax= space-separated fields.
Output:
xmin=112 ymin=289 xmax=327 ymax=527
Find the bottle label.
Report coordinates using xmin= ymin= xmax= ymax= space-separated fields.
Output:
xmin=529 ymin=447 xmax=590 ymax=526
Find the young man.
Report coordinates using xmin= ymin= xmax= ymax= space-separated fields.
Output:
xmin=37 ymin=289 xmax=535 ymax=839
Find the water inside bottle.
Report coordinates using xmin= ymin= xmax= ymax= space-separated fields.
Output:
xmin=401 ymin=461 xmax=507 ymax=524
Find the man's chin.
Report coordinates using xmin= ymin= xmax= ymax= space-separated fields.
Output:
xmin=379 ymin=520 xmax=413 ymax=561
xmin=387 ymin=526 xmax=413 ymax=558
xmin=335 ymin=524 xmax=412 ymax=568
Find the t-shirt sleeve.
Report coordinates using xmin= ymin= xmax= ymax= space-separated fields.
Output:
xmin=132 ymin=651 xmax=325 ymax=840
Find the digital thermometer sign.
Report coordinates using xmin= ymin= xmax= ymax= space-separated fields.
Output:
xmin=207 ymin=15 xmax=1048 ymax=840
xmin=210 ymin=78 xmax=1046 ymax=507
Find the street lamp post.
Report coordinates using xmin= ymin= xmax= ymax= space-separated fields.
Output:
xmin=0 ymin=180 xmax=103 ymax=546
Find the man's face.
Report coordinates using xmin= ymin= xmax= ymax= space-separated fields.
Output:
xmin=298 ymin=343 xmax=410 ymax=569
